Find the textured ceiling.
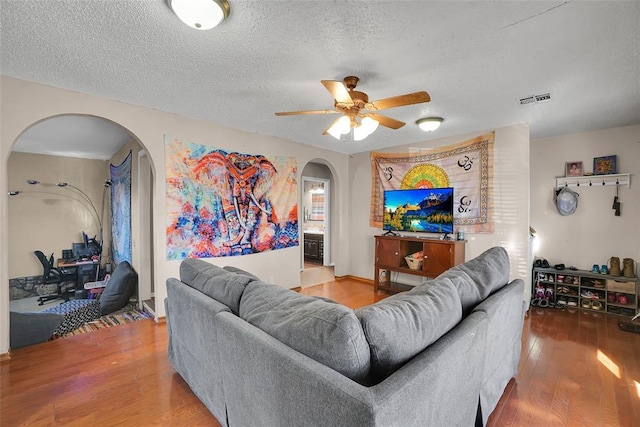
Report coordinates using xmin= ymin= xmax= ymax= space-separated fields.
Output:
xmin=2 ymin=0 xmax=639 ymax=158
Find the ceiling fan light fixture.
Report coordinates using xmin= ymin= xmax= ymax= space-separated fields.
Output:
xmin=169 ymin=0 xmax=230 ymax=30
xmin=417 ymin=117 xmax=443 ymax=132
xmin=353 ymin=125 xmax=369 ymax=141
xmin=327 ymin=116 xmax=351 ymax=139
xmin=361 ymin=116 xmax=379 ymax=134
xmin=353 ymin=116 xmax=380 ymax=141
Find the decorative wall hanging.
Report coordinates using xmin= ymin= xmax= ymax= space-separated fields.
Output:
xmin=593 ymin=155 xmax=617 ymax=175
xmin=165 ymin=136 xmax=299 ymax=260
xmin=370 ymin=132 xmax=494 ymax=233
xmin=110 ymin=151 xmax=133 ymax=265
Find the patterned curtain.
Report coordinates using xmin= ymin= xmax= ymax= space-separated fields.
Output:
xmin=110 ymin=151 xmax=132 ymax=265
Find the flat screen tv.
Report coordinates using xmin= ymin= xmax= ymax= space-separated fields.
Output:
xmin=383 ymin=187 xmax=454 ymax=234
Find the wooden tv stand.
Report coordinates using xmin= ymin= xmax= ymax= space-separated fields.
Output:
xmin=374 ymin=235 xmax=465 ymax=293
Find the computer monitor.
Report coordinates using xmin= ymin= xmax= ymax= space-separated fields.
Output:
xmin=72 ymin=242 xmax=92 ymax=258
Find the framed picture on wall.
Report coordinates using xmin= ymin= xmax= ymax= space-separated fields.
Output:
xmin=593 ymin=155 xmax=617 ymax=175
xmin=565 ymin=161 xmax=583 ymax=177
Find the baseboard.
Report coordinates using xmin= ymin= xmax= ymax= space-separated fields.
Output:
xmin=290 ymin=286 xmax=302 ymax=292
xmin=335 ymin=275 xmax=373 ymax=286
xmin=155 ymin=316 xmax=167 ymax=324
xmin=0 ymin=351 xmax=11 ymax=362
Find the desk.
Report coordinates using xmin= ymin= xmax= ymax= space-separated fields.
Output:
xmin=57 ymin=259 xmax=100 ymax=298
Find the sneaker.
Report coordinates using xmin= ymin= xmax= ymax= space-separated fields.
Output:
xmin=567 ymin=298 xmax=578 ymax=307
xmin=581 ymin=290 xmax=599 ymax=299
xmin=557 ymin=296 xmax=568 ymax=306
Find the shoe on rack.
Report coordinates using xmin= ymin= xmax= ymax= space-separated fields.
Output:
xmin=623 ymin=258 xmax=636 ymax=278
xmin=617 ymin=294 xmax=629 ymax=305
xmin=609 ymin=257 xmax=621 ymax=276
xmin=581 ymin=290 xmax=599 ymax=299
xmin=581 ymin=299 xmax=592 ymax=309
xmin=545 ymin=287 xmax=554 ymax=300
xmin=593 ymin=280 xmax=604 ymax=288
xmin=592 ymin=264 xmax=600 ymax=274
xmin=607 ymin=293 xmax=618 ymax=304
xmin=557 ymin=296 xmax=568 ymax=306
xmin=592 ymin=301 xmax=604 ymax=310
xmin=567 ymin=298 xmax=578 ymax=307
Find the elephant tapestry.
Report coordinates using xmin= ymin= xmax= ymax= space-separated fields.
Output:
xmin=165 ymin=136 xmax=299 ymax=260
xmin=371 ymin=132 xmax=494 ymax=233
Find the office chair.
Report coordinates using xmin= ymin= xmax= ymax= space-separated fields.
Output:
xmin=34 ymin=250 xmax=77 ymax=305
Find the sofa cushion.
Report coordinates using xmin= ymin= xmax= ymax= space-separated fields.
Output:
xmin=180 ymin=258 xmax=253 ymax=315
xmin=436 ymin=246 xmax=510 ymax=314
xmin=99 ymin=261 xmax=138 ymax=315
xmin=222 ymin=265 xmax=261 ymax=282
xmin=356 ymin=281 xmax=463 ymax=379
xmin=239 ymin=281 xmax=371 ymax=383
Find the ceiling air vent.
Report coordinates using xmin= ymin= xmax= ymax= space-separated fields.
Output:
xmin=518 ymin=92 xmax=551 ymax=106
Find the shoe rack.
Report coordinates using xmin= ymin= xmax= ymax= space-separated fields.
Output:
xmin=532 ymin=267 xmax=639 ymax=318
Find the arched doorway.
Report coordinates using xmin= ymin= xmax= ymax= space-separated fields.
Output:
xmin=300 ymin=161 xmax=336 ymax=288
xmin=7 ymin=114 xmax=155 ymax=317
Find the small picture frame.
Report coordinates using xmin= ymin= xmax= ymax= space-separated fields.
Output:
xmin=593 ymin=155 xmax=617 ymax=175
xmin=565 ymin=161 xmax=583 ymax=177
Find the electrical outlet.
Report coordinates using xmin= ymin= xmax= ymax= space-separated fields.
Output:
xmin=269 ymin=276 xmax=275 ymax=284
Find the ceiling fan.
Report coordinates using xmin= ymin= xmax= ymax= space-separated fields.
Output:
xmin=275 ymin=76 xmax=430 ymax=141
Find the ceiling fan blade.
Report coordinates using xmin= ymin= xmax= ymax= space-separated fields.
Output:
xmin=321 ymin=80 xmax=354 ymax=105
xmin=369 ymin=113 xmax=405 ymax=130
xmin=321 ymin=117 xmax=345 ymax=135
xmin=275 ymin=109 xmax=339 ymax=116
xmin=369 ymin=91 xmax=430 ymax=110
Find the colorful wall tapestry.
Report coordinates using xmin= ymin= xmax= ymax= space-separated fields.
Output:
xmin=165 ymin=136 xmax=299 ymax=260
xmin=371 ymin=132 xmax=494 ymax=233
xmin=110 ymin=151 xmax=133 ymax=265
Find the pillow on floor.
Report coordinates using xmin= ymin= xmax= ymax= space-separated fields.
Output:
xmin=100 ymin=261 xmax=138 ymax=315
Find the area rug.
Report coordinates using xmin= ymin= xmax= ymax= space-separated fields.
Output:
xmin=56 ymin=304 xmax=153 ymax=338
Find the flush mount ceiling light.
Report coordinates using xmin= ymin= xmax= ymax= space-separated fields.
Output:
xmin=416 ymin=117 xmax=443 ymax=132
xmin=168 ymin=0 xmax=230 ymax=30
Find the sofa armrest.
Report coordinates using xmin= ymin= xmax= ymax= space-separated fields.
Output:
xmin=472 ymin=279 xmax=525 ymax=425
xmin=216 ymin=310 xmax=488 ymax=427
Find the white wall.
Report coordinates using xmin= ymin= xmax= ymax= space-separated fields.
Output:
xmin=7 ymin=152 xmax=108 ymax=278
xmin=0 ymin=76 xmax=351 ymax=354
xmin=530 ymin=124 xmax=640 ymax=270
xmin=348 ymin=124 xmax=531 ymax=296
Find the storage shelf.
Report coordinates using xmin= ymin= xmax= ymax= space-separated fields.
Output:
xmin=533 ymin=267 xmax=639 ymax=319
xmin=556 ymin=173 xmax=630 ymax=189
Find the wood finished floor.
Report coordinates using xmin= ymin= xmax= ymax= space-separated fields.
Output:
xmin=1 ymin=280 xmax=639 ymax=426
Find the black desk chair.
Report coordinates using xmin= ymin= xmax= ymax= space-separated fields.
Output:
xmin=34 ymin=250 xmax=77 ymax=305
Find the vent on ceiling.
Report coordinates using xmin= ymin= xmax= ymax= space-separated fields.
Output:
xmin=517 ymin=92 xmax=551 ymax=106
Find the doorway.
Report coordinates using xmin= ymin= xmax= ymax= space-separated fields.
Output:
xmin=300 ymin=162 xmax=335 ymax=287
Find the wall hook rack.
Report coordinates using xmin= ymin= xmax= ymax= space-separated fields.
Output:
xmin=556 ymin=173 xmax=631 ymax=189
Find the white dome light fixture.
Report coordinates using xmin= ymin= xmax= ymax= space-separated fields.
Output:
xmin=169 ymin=0 xmax=230 ymax=30
xmin=416 ymin=117 xmax=443 ymax=132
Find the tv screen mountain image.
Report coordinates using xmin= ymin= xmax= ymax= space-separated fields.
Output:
xmin=383 ymin=187 xmax=454 ymax=233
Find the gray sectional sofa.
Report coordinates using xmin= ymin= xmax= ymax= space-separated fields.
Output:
xmin=165 ymin=247 xmax=525 ymax=426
